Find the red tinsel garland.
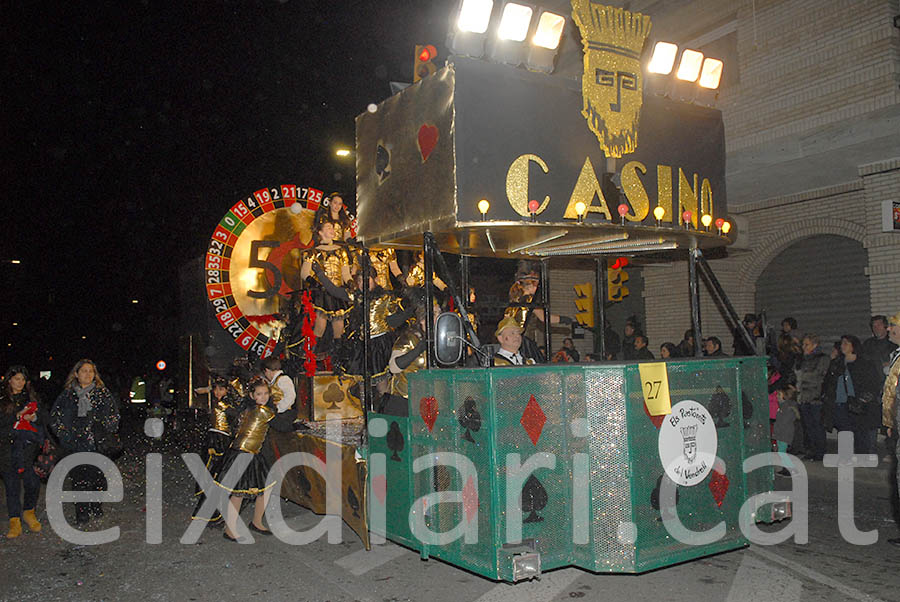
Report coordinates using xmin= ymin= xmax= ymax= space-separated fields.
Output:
xmin=300 ymin=291 xmax=317 ymax=377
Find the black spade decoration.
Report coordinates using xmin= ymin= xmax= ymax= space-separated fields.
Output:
xmin=347 ymin=486 xmax=360 ymax=518
xmin=375 ymin=144 xmax=391 ymax=183
xmin=323 ymin=383 xmax=344 ymax=409
xmin=650 ymin=475 xmax=680 ymax=517
xmin=742 ymin=391 xmax=753 ymax=428
xmin=387 ymin=421 xmax=404 ymax=462
xmin=520 ymin=475 xmax=548 ymax=523
xmin=458 ymin=397 xmax=482 ymax=443
xmin=709 ymin=385 xmax=731 ymax=428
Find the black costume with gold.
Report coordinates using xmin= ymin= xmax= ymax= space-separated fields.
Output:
xmin=368 ymin=248 xmax=398 ymax=290
xmin=304 ymin=246 xmax=351 ymax=316
xmin=504 ymin=292 xmax=544 ymax=362
xmin=213 ymin=404 xmax=275 ymax=498
xmin=337 ymin=286 xmax=403 ymax=378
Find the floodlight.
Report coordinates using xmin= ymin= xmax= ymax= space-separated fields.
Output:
xmin=497 ymin=3 xmax=533 ymax=42
xmin=458 ymin=0 xmax=493 ymax=34
xmin=532 ymin=11 xmax=565 ymax=49
xmin=698 ymin=58 xmax=723 ymax=89
xmin=648 ymin=42 xmax=677 ymax=75
xmin=676 ymin=49 xmax=704 ymax=82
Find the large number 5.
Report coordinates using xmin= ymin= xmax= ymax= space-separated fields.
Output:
xmin=247 ymin=240 xmax=281 ymax=299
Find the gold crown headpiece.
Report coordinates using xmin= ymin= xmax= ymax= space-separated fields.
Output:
xmin=571 ymin=0 xmax=651 ymax=58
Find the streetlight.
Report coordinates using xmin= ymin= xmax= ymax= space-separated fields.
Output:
xmin=335 ymin=148 xmax=352 ymax=157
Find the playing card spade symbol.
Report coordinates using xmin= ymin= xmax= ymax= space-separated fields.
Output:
xmin=375 ymin=143 xmax=391 ymax=183
xmin=458 ymin=396 xmax=481 ymax=443
xmin=347 ymin=486 xmax=360 ymax=518
xmin=520 ymin=475 xmax=548 ymax=523
xmin=387 ymin=421 xmax=404 ymax=462
xmin=709 ymin=385 xmax=731 ymax=428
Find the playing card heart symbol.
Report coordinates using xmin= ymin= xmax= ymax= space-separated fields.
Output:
xmin=372 ymin=475 xmax=387 ymax=505
xmin=419 ymin=396 xmax=439 ymax=432
xmin=417 ymin=124 xmax=439 ymax=162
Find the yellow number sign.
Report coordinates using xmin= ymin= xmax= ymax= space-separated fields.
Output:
xmin=638 ymin=362 xmax=671 ymax=416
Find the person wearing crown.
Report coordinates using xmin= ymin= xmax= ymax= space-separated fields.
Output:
xmin=492 ymin=316 xmax=538 ymax=366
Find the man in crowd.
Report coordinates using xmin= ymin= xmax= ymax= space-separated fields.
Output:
xmin=704 ymin=336 xmax=727 ymax=357
xmin=881 ymin=312 xmax=900 ymax=547
xmin=262 ymin=357 xmax=296 ymax=414
xmin=862 ymin=315 xmax=898 ymax=376
xmin=734 ymin=313 xmax=763 ymax=356
xmin=796 ymin=334 xmax=830 ymax=462
xmin=633 ymin=335 xmax=654 ymax=360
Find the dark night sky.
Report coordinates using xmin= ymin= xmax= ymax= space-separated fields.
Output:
xmin=2 ymin=1 xmax=450 ymax=373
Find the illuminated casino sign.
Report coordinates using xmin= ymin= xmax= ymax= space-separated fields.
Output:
xmin=205 ymin=185 xmax=327 ymax=357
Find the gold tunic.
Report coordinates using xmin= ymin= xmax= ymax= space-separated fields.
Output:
xmin=369 ymin=248 xmax=397 ymax=289
xmin=211 ymin=398 xmax=235 ymax=435
xmin=306 ymin=246 xmax=350 ymax=286
xmin=233 ymin=405 xmax=275 ymax=454
xmin=370 ymin=293 xmax=402 ymax=337
xmin=883 ymin=352 xmax=900 ymax=428
xmin=493 ymin=353 xmax=536 ymax=366
xmin=390 ymin=330 xmax=427 ymax=398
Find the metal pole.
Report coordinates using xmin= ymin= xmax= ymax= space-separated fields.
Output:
xmin=688 ymin=246 xmax=703 ymax=357
xmin=361 ymin=246 xmax=372 ymax=412
xmin=541 ymin=259 xmax=551 ymax=363
xmin=696 ymin=253 xmax=757 ymax=355
xmin=423 ymin=232 xmax=437 ymax=368
xmin=595 ymin=257 xmax=607 ymax=360
xmin=460 ymin=255 xmax=470 ymax=367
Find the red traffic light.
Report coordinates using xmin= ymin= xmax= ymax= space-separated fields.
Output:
xmin=418 ymin=45 xmax=436 ymax=62
xmin=610 ymin=257 xmax=629 ymax=270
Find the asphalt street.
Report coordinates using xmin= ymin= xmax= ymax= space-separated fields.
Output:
xmin=1 ymin=413 xmax=897 ymax=602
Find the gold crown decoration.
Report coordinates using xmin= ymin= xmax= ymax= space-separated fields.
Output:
xmin=571 ymin=0 xmax=651 ymax=58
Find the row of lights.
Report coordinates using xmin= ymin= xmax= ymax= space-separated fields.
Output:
xmin=450 ymin=0 xmax=566 ymax=73
xmin=647 ymin=41 xmax=724 ymax=93
xmin=476 ymin=199 xmax=731 ymax=234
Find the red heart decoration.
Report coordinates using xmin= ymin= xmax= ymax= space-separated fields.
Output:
xmin=417 ymin=124 xmax=439 ymax=162
xmin=372 ymin=475 xmax=387 ymax=505
xmin=643 ymin=400 xmax=665 ymax=429
xmin=419 ymin=396 xmax=439 ymax=432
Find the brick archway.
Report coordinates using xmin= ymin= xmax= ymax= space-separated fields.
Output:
xmin=738 ymin=217 xmax=867 ymax=286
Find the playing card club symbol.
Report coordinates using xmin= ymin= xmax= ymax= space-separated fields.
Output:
xmin=520 ymin=475 xmax=548 ymax=523
xmin=375 ymin=143 xmax=391 ymax=183
xmin=709 ymin=385 xmax=731 ymax=428
xmin=417 ymin=123 xmax=439 ymax=162
xmin=458 ymin=397 xmax=481 ymax=443
xmin=323 ymin=383 xmax=344 ymax=409
xmin=387 ymin=421 xmax=404 ymax=462
xmin=419 ymin=396 xmax=438 ymax=432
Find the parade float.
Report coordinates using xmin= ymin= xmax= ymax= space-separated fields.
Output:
xmin=199 ymin=1 xmax=787 ymax=582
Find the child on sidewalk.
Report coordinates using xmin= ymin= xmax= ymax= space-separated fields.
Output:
xmin=772 ymin=383 xmax=799 ymax=476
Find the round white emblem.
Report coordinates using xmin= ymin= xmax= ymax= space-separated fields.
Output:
xmin=658 ymin=400 xmax=718 ymax=487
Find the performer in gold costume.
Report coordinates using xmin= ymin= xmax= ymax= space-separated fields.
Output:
xmin=504 ymin=261 xmax=573 ymax=362
xmin=492 ymin=316 xmax=538 ymax=366
xmin=191 ymin=375 xmax=242 ymax=523
xmin=404 ymin=251 xmax=447 ymax=291
xmin=379 ymin=296 xmax=439 ymax=416
xmin=300 ymin=220 xmax=353 ymax=339
xmin=365 ymin=247 xmax=402 ymax=290
xmin=314 ymin=192 xmax=354 ymax=242
xmin=216 ymin=380 xmax=276 ymax=541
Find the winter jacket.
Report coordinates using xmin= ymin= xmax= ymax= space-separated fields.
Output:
xmin=845 ymin=356 xmax=884 ymax=430
xmin=0 ymin=391 xmax=48 ymax=474
xmin=796 ymin=349 xmax=830 ymax=405
xmin=50 ymin=385 xmax=120 ymax=453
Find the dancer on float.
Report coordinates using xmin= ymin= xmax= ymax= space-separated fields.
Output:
xmin=300 ymin=220 xmax=353 ymax=340
xmin=504 ymin=260 xmax=573 ymax=362
xmin=316 ymin=192 xmax=354 ymax=243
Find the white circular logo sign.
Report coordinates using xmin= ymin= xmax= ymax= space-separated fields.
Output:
xmin=658 ymin=400 xmax=718 ymax=487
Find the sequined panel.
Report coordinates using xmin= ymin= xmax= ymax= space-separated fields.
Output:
xmin=586 ymin=367 xmax=634 ymax=571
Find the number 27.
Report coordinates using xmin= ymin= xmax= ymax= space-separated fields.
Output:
xmin=644 ymin=380 xmax=662 ymax=400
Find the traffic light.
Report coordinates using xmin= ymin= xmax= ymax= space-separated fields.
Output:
xmin=413 ymin=44 xmax=437 ymax=83
xmin=607 ymin=257 xmax=630 ymax=301
xmin=573 ymin=282 xmax=594 ymax=328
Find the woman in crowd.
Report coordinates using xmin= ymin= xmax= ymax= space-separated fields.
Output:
xmin=821 ymin=342 xmax=847 ymax=434
xmin=837 ymin=335 xmax=883 ymax=454
xmin=50 ymin=359 xmax=120 ymax=525
xmin=300 ymin=220 xmax=353 ymax=339
xmin=1 ymin=366 xmax=46 ymax=537
xmin=659 ymin=342 xmax=680 ymax=360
